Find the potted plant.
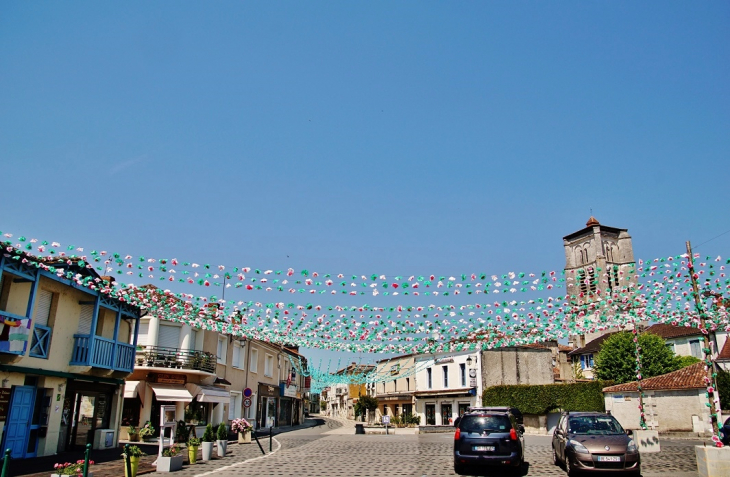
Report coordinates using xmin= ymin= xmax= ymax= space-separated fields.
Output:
xmin=122 ymin=445 xmax=146 ymax=477
xmin=231 ymin=418 xmax=253 ymax=444
xmin=127 ymin=425 xmax=140 ymax=442
xmin=201 ymin=424 xmax=215 ymax=461
xmin=138 ymin=421 xmax=155 ymax=441
xmin=157 ymin=444 xmax=184 ymax=472
xmin=216 ymin=422 xmax=228 ymax=457
xmin=52 ymin=459 xmax=95 ymax=477
xmin=187 ymin=436 xmax=200 ymax=464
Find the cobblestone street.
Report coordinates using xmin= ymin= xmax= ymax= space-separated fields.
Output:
xmin=140 ymin=418 xmax=704 ymax=477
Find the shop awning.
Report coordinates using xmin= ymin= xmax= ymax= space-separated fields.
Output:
xmin=149 ymin=383 xmax=193 ymax=402
xmin=186 ymin=383 xmax=230 ymax=403
xmin=124 ymin=381 xmax=144 ymax=401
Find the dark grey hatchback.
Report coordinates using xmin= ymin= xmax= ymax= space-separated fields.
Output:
xmin=453 ymin=411 xmax=525 ymax=475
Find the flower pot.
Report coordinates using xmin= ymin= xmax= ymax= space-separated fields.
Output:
xmin=188 ymin=446 xmax=198 ymax=464
xmin=238 ymin=431 xmax=251 ymax=444
xmin=216 ymin=439 xmax=227 ymax=457
xmin=201 ymin=441 xmax=214 ymax=461
xmin=124 ymin=455 xmax=139 ymax=477
xmin=52 ymin=474 xmax=93 ymax=477
xmin=128 ymin=433 xmax=140 ymax=442
xmin=157 ymin=455 xmax=184 ymax=472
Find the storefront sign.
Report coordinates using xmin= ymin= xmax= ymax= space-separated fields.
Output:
xmin=0 ymin=388 xmax=11 ymax=421
xmin=435 ymin=356 xmax=454 ymax=364
xmin=258 ymin=383 xmax=280 ymax=398
xmin=390 ymin=364 xmax=400 ymax=375
xmin=151 ymin=373 xmax=187 ymax=385
xmin=281 ymin=384 xmax=298 ymax=398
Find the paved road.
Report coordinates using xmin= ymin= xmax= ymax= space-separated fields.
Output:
xmin=150 ymin=418 xmax=703 ymax=477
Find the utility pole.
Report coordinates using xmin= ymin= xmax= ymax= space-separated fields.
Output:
xmin=685 ymin=241 xmax=721 ymax=441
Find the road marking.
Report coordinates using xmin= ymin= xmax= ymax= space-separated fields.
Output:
xmin=193 ymin=437 xmax=282 ymax=477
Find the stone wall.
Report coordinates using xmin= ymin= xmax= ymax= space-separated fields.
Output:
xmin=481 ymin=347 xmax=554 ymax=387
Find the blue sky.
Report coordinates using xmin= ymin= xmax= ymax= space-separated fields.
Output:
xmin=1 ymin=1 xmax=729 ymax=369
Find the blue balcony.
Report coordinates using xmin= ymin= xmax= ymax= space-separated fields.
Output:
xmin=70 ymin=334 xmax=135 ymax=373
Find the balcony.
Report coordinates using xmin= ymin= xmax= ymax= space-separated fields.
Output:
xmin=134 ymin=346 xmax=216 ymax=374
xmin=70 ymin=334 xmax=136 ymax=373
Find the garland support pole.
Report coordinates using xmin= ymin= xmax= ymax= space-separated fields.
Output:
xmin=686 ymin=241 xmax=721 ymax=442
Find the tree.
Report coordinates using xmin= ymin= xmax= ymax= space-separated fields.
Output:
xmin=594 ymin=331 xmax=680 ymax=384
xmin=354 ymin=394 xmax=379 ymax=423
xmin=673 ymin=355 xmax=701 ymax=369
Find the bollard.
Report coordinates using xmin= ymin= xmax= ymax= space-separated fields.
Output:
xmin=1 ymin=449 xmax=10 ymax=477
xmin=83 ymin=443 xmax=91 ymax=477
xmin=269 ymin=426 xmax=272 ymax=452
xmin=124 ymin=444 xmax=132 ymax=477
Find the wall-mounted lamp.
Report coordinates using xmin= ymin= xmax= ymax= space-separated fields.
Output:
xmin=466 ymin=356 xmax=473 ymax=367
xmin=58 ymin=383 xmax=64 ymax=392
xmin=2 ymin=379 xmax=9 ymax=388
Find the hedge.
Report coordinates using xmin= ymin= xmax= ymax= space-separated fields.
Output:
xmin=482 ymin=381 xmax=612 ymax=415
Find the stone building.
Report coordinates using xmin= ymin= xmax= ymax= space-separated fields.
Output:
xmin=480 ymin=345 xmax=555 ymax=387
xmin=563 ymin=217 xmax=637 ymax=348
xmin=373 ymin=354 xmax=416 ymax=422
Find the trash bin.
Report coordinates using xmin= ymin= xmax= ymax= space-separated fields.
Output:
xmin=355 ymin=423 xmax=365 ymax=434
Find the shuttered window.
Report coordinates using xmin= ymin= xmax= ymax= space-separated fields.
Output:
xmin=158 ymin=324 xmax=181 ymax=349
xmin=189 ymin=329 xmax=198 ymax=350
xmin=232 ymin=342 xmax=241 ymax=368
xmin=77 ymin=305 xmax=93 ymax=334
xmin=34 ymin=290 xmax=53 ymax=327
xmin=136 ymin=322 xmax=149 ymax=346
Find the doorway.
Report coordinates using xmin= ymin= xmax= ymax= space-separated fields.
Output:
xmin=66 ymin=391 xmax=110 ymax=450
xmin=265 ymin=397 xmax=277 ymax=428
xmin=1 ymin=386 xmax=36 ymax=459
xmin=425 ymin=404 xmax=436 ymax=425
xmin=441 ymin=403 xmax=452 ymax=425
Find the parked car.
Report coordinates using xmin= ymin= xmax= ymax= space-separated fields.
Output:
xmin=720 ymin=416 xmax=730 ymax=446
xmin=468 ymin=406 xmax=524 ymax=425
xmin=552 ymin=412 xmax=640 ymax=476
xmin=453 ymin=409 xmax=525 ymax=475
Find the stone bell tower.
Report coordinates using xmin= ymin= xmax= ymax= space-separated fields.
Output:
xmin=563 ymin=217 xmax=637 ymax=347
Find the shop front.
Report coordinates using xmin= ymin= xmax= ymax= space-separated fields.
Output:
xmin=61 ymin=380 xmax=118 ymax=452
xmin=256 ymin=383 xmax=279 ymax=429
xmin=415 ymin=390 xmax=478 ymax=427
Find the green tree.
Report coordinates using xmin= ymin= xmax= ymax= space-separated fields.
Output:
xmin=673 ymin=355 xmax=701 ymax=369
xmin=594 ymin=331 xmax=680 ymax=384
xmin=354 ymin=394 xmax=379 ymax=423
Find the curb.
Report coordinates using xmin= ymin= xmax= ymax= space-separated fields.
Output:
xmin=193 ymin=437 xmax=281 ymax=477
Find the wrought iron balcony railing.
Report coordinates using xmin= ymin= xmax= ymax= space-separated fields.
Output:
xmin=135 ymin=345 xmax=216 ymax=374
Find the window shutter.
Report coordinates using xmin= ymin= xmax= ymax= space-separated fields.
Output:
xmin=189 ymin=329 xmax=197 ymax=350
xmin=232 ymin=343 xmax=240 ymax=368
xmin=77 ymin=305 xmax=93 ymax=334
xmin=136 ymin=322 xmax=149 ymax=346
xmin=158 ymin=324 xmax=181 ymax=349
xmin=34 ymin=290 xmax=53 ymax=327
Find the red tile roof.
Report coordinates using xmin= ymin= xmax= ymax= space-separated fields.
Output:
xmin=644 ymin=323 xmax=703 ymax=339
xmin=717 ymin=338 xmax=730 ymax=360
xmin=569 ymin=332 xmax=617 ymax=356
xmin=602 ymin=362 xmax=707 ymax=393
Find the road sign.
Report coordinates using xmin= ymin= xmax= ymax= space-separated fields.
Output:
xmin=243 ymin=387 xmax=253 ymax=397
xmin=243 ymin=397 xmax=252 ymax=408
xmin=382 ymin=415 xmax=390 ymax=425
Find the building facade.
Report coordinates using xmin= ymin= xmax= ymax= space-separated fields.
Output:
xmin=0 ymin=252 xmax=141 ymax=459
xmin=373 ymin=355 xmax=416 ymax=422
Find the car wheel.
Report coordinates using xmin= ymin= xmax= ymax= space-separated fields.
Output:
xmin=454 ymin=463 xmax=466 ymax=475
xmin=565 ymin=457 xmax=579 ymax=477
xmin=552 ymin=447 xmax=559 ymax=466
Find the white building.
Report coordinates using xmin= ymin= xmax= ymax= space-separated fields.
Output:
xmin=413 ymin=351 xmax=481 ymax=426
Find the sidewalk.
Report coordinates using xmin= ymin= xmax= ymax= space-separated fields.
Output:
xmin=9 ymin=419 xmax=319 ymax=477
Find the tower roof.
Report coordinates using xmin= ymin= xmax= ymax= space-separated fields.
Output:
xmin=586 ymin=216 xmax=600 ymax=226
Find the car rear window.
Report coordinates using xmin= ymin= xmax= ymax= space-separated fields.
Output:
xmin=459 ymin=414 xmax=512 ymax=433
xmin=568 ymin=415 xmax=624 ymax=435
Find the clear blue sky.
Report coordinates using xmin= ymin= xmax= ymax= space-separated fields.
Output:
xmin=1 ymin=1 xmax=728 ymax=369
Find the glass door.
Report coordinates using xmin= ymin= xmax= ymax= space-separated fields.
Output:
xmin=441 ymin=403 xmax=452 ymax=425
xmin=425 ymin=404 xmax=435 ymax=425
xmin=266 ymin=397 xmax=277 ymax=428
xmin=70 ymin=394 xmax=96 ymax=449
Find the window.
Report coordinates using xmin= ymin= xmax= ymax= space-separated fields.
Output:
xmin=690 ymin=340 xmax=702 ymax=359
xmin=578 ymin=268 xmax=596 ymax=295
xmin=232 ymin=341 xmax=245 ymax=369
xmin=250 ymin=348 xmax=258 ymax=373
xmin=580 ymin=354 xmax=594 ymax=370
xmin=443 ymin=366 xmax=449 ymax=388
xmin=229 ymin=392 xmax=242 ymax=420
xmin=159 ymin=324 xmax=181 ymax=349
xmin=30 ymin=289 xmax=55 ymax=359
xmin=394 ymin=380 xmax=397 ymax=392
xmin=460 ymin=363 xmax=466 ymax=387
xmin=406 ymin=377 xmax=410 ymax=391
xmin=77 ymin=304 xmax=94 ymax=334
xmin=427 ymin=368 xmax=432 ymax=389
xmin=217 ymin=335 xmax=227 ymax=364
xmin=265 ymin=354 xmax=274 ymax=377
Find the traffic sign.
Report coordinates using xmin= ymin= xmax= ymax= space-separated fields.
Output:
xmin=243 ymin=397 xmax=252 ymax=408
xmin=243 ymin=387 xmax=253 ymax=397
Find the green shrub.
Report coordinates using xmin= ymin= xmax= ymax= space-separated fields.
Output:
xmin=202 ymin=423 xmax=214 ymax=442
xmin=482 ymin=381 xmax=611 ymax=415
xmin=717 ymin=367 xmax=730 ymax=411
xmin=216 ymin=423 xmax=227 ymax=441
xmin=176 ymin=420 xmax=189 ymax=443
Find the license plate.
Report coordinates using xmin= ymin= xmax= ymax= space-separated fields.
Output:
xmin=473 ymin=446 xmax=495 ymax=452
xmin=597 ymin=456 xmax=621 ymax=462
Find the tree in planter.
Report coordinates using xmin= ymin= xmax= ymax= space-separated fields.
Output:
xmin=201 ymin=424 xmax=215 ymax=461
xmin=594 ymin=331 xmax=681 ymax=384
xmin=175 ymin=420 xmax=189 ymax=443
xmin=216 ymin=423 xmax=228 ymax=457
xmin=354 ymin=394 xmax=379 ymax=423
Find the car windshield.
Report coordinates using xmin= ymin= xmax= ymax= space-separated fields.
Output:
xmin=460 ymin=415 xmax=511 ymax=433
xmin=568 ymin=415 xmax=625 ymax=435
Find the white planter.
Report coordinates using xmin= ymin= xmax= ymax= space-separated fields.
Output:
xmin=216 ymin=439 xmax=227 ymax=457
xmin=633 ymin=429 xmax=661 ymax=454
xmin=201 ymin=441 xmax=214 ymax=461
xmin=157 ymin=455 xmax=184 ymax=472
xmin=696 ymin=445 xmax=730 ymax=477
xmin=52 ymin=474 xmax=93 ymax=477
xmin=238 ymin=431 xmax=251 ymax=444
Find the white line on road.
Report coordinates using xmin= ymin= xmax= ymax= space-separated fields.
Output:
xmin=193 ymin=437 xmax=281 ymax=477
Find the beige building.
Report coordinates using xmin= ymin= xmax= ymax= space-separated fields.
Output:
xmin=373 ymin=355 xmax=416 ymax=422
xmin=121 ymin=289 xmax=307 ymax=437
xmin=0 ymin=252 xmax=142 ymax=459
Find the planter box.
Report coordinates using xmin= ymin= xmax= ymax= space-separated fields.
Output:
xmin=238 ymin=431 xmax=251 ymax=444
xmin=216 ymin=439 xmax=227 ymax=457
xmin=696 ymin=445 xmax=730 ymax=477
xmin=157 ymin=455 xmax=184 ymax=472
xmin=632 ymin=429 xmax=660 ymax=454
xmin=52 ymin=474 xmax=93 ymax=477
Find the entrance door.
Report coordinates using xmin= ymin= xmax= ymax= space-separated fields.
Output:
xmin=265 ymin=397 xmax=276 ymax=428
xmin=2 ymin=386 xmax=36 ymax=458
xmin=458 ymin=403 xmax=469 ymax=419
xmin=425 ymin=404 xmax=435 ymax=425
xmin=441 ymin=403 xmax=452 ymax=425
